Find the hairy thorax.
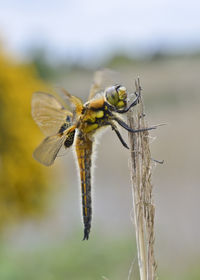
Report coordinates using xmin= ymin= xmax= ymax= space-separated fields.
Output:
xmin=77 ymin=96 xmax=109 ymax=134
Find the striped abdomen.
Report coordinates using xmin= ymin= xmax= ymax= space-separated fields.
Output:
xmin=75 ymin=133 xmax=93 ymax=240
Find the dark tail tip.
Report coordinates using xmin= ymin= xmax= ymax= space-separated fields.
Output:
xmin=82 ymin=228 xmax=90 ymax=241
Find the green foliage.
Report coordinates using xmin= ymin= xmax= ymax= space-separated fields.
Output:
xmin=28 ymin=48 xmax=56 ymax=80
xmin=0 ymin=50 xmax=51 ymax=228
xmin=107 ymin=54 xmax=136 ymax=68
xmin=0 ymin=235 xmax=137 ymax=280
xmin=0 ymin=234 xmax=199 ymax=280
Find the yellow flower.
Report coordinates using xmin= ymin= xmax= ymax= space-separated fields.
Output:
xmin=0 ymin=50 xmax=51 ymax=228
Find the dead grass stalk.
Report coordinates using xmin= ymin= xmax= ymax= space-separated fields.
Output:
xmin=127 ymin=78 xmax=157 ymax=280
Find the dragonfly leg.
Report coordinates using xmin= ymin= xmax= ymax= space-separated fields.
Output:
xmin=109 ymin=122 xmax=129 ymax=149
xmin=113 ymin=117 xmax=157 ymax=133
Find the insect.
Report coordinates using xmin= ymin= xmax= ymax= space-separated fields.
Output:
xmin=32 ymin=71 xmax=154 ymax=240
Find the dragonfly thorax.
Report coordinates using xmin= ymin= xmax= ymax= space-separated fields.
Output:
xmin=105 ymin=85 xmax=127 ymax=109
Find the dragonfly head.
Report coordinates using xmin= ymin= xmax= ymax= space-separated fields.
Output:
xmin=105 ymin=85 xmax=127 ymax=109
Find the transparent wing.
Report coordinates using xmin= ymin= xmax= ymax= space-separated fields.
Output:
xmin=33 ymin=125 xmax=76 ymax=166
xmin=60 ymin=88 xmax=83 ymax=117
xmin=33 ymin=134 xmax=67 ymax=166
xmin=88 ymin=69 xmax=121 ymax=100
xmin=32 ymin=92 xmax=73 ymax=136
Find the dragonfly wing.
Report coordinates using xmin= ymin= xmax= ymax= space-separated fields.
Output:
xmin=60 ymin=88 xmax=83 ymax=116
xmin=32 ymin=92 xmax=73 ymax=136
xmin=89 ymin=69 xmax=120 ymax=100
xmin=33 ymin=125 xmax=76 ymax=166
xmin=33 ymin=134 xmax=67 ymax=166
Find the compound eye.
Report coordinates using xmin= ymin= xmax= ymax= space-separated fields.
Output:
xmin=105 ymin=86 xmax=119 ymax=105
xmin=117 ymin=86 xmax=127 ymax=100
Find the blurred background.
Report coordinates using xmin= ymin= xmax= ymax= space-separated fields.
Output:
xmin=0 ymin=0 xmax=200 ymax=279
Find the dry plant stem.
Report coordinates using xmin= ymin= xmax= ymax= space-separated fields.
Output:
xmin=127 ymin=79 xmax=157 ymax=280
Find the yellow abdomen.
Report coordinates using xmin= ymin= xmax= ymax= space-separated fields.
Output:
xmin=75 ymin=133 xmax=93 ymax=240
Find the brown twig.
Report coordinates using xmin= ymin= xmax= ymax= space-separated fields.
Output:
xmin=127 ymin=78 xmax=157 ymax=280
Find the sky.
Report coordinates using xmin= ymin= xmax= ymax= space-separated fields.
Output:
xmin=0 ymin=0 xmax=200 ymax=62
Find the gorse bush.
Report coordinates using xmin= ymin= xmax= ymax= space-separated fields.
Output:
xmin=0 ymin=49 xmax=51 ymax=228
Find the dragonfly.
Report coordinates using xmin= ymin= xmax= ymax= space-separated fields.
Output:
xmin=32 ymin=71 xmax=155 ymax=240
